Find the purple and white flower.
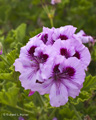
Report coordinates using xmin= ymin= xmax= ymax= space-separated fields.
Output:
xmin=36 ymin=27 xmax=55 ymax=45
xmin=53 ymin=39 xmax=75 ymax=58
xmin=52 ymin=25 xmax=77 ymax=41
xmin=14 ymin=25 xmax=91 ymax=107
xmin=40 ymin=57 xmax=85 ymax=107
xmin=14 ymin=40 xmax=55 ymax=90
xmin=71 ymin=39 xmax=91 ymax=70
xmin=76 ymin=30 xmax=94 ymax=43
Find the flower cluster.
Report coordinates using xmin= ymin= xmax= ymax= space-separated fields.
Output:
xmin=14 ymin=25 xmax=92 ymax=107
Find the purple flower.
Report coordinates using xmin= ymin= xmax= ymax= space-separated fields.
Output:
xmin=19 ymin=38 xmax=44 ymax=60
xmin=76 ymin=30 xmax=94 ymax=43
xmin=39 ymin=56 xmax=85 ymax=107
xmin=14 ymin=39 xmax=55 ymax=90
xmin=71 ymin=39 xmax=91 ymax=70
xmin=53 ymin=117 xmax=58 ymax=120
xmin=51 ymin=0 xmax=61 ymax=5
xmin=53 ymin=39 xmax=91 ymax=70
xmin=53 ymin=39 xmax=75 ymax=59
xmin=34 ymin=27 xmax=55 ymax=45
xmin=52 ymin=25 xmax=77 ymax=41
xmin=28 ymin=90 xmax=35 ymax=96
xmin=18 ymin=116 xmax=24 ymax=120
xmin=0 ymin=42 xmax=3 ymax=55
xmin=0 ymin=49 xmax=2 ymax=55
xmin=14 ymin=25 xmax=91 ymax=107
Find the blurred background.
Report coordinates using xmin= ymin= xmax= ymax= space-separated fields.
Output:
xmin=0 ymin=0 xmax=96 ymax=35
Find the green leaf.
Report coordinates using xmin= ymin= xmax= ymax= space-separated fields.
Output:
xmin=91 ymin=45 xmax=96 ymax=61
xmin=70 ymin=75 xmax=96 ymax=105
xmin=0 ymin=82 xmax=19 ymax=106
xmin=82 ymin=75 xmax=96 ymax=92
xmin=7 ymin=49 xmax=18 ymax=65
xmin=58 ymin=106 xmax=76 ymax=120
xmin=15 ymin=23 xmax=26 ymax=42
xmin=0 ymin=72 xmax=14 ymax=80
xmin=69 ymin=91 xmax=90 ymax=105
xmin=4 ymin=23 xmax=26 ymax=50
xmin=0 ymin=61 xmax=6 ymax=70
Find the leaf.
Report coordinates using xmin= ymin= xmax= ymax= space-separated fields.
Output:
xmin=0 ymin=82 xmax=19 ymax=106
xmin=15 ymin=23 xmax=26 ymax=42
xmin=91 ymin=45 xmax=96 ymax=61
xmin=0 ymin=72 xmax=14 ymax=80
xmin=0 ymin=61 xmax=6 ymax=70
xmin=70 ymin=75 xmax=96 ymax=105
xmin=7 ymin=49 xmax=18 ymax=65
xmin=4 ymin=23 xmax=26 ymax=50
xmin=82 ymin=75 xmax=96 ymax=92
xmin=58 ymin=106 xmax=77 ymax=120
xmin=69 ymin=91 xmax=90 ymax=105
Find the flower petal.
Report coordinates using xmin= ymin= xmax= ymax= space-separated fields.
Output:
xmin=49 ymin=83 xmax=68 ymax=107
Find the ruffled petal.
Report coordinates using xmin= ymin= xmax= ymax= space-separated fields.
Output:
xmin=49 ymin=83 xmax=68 ymax=107
xmin=63 ymin=80 xmax=81 ymax=98
xmin=76 ymin=30 xmax=94 ymax=43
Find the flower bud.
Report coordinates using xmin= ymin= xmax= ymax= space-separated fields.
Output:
xmin=28 ymin=90 xmax=35 ymax=96
xmin=53 ymin=117 xmax=58 ymax=120
xmin=0 ymin=42 xmax=3 ymax=55
xmin=18 ymin=116 xmax=25 ymax=120
xmin=51 ymin=0 xmax=61 ymax=5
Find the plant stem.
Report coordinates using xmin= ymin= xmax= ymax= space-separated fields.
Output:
xmin=71 ymin=104 xmax=82 ymax=120
xmin=48 ymin=108 xmax=56 ymax=120
xmin=16 ymin=105 xmax=34 ymax=114
xmin=50 ymin=18 xmax=54 ymax=27
xmin=36 ymin=92 xmax=45 ymax=107
xmin=0 ymin=55 xmax=10 ymax=66
xmin=2 ymin=103 xmax=34 ymax=114
xmin=42 ymin=5 xmax=54 ymax=27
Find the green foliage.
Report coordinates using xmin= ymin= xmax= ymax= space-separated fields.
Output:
xmin=82 ymin=75 xmax=96 ymax=92
xmin=7 ymin=49 xmax=18 ymax=65
xmin=0 ymin=82 xmax=19 ymax=106
xmin=4 ymin=23 xmax=26 ymax=51
xmin=69 ymin=75 xmax=96 ymax=106
xmin=58 ymin=107 xmax=76 ymax=120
